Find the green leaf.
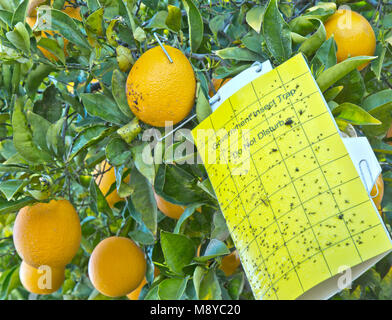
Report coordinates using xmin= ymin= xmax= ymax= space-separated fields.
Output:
xmin=130 ymin=166 xmax=157 ymax=235
xmin=154 ymin=164 xmax=214 ymax=206
xmin=86 ymin=7 xmax=104 ymax=37
xmin=363 ymin=103 xmax=392 ymax=137
xmin=242 ymin=32 xmax=263 ymax=54
xmin=196 ymin=85 xmax=211 ymax=122
xmin=46 ymin=117 xmax=65 ymax=157
xmin=298 ymin=19 xmax=326 ymax=57
xmin=334 ymin=70 xmax=365 ymax=105
xmin=199 ymin=269 xmax=222 ymax=300
xmin=173 ymin=204 xmax=199 ymax=234
xmin=26 ymin=64 xmax=55 ymax=98
xmin=81 ymin=93 xmax=128 ymax=125
xmin=228 ymin=273 xmax=245 ymax=300
xmin=371 ymin=44 xmax=386 ymax=80
xmin=160 ymin=231 xmax=196 ymax=275
xmin=11 ymin=0 xmax=28 ymax=26
xmin=132 ymin=143 xmax=156 ymax=185
xmin=146 ymin=11 xmax=168 ymax=29
xmin=209 ymin=15 xmax=225 ymax=38
xmin=111 ymin=69 xmax=134 ymax=119
xmin=332 ymin=103 xmax=381 ymax=126
xmin=158 ymin=277 xmax=188 ymax=300
xmin=194 ymin=239 xmax=230 ymax=262
xmin=36 ymin=8 xmax=90 ymax=49
xmin=215 ymin=47 xmax=260 ymax=61
xmin=263 ymin=0 xmax=292 ymax=63
xmin=363 ymin=89 xmax=392 ymax=112
xmin=316 ymin=56 xmax=377 ymax=92
xmin=0 ymin=179 xmax=28 ymax=201
xmin=89 ymin=177 xmax=114 ymax=219
xmin=105 ymin=136 xmax=132 ymax=167
xmin=33 ymin=85 xmax=62 ymax=122
xmin=0 ymin=265 xmax=20 ymax=300
xmin=12 ymin=98 xmax=51 ymax=163
xmin=166 ymin=5 xmax=181 ymax=32
xmin=0 ymin=196 xmax=35 ymax=215
xmin=246 ymin=6 xmax=264 ymax=33
xmin=26 ymin=111 xmax=51 ymax=154
xmin=37 ymin=37 xmax=66 ymax=64
xmin=362 ymin=90 xmax=392 ymax=137
xmin=310 ymin=37 xmax=337 ymax=74
xmin=182 ymin=0 xmax=204 ymax=52
xmin=323 ymin=86 xmax=343 ymax=102
xmin=6 ymin=22 xmax=30 ymax=55
xmin=69 ymin=125 xmax=117 ymax=160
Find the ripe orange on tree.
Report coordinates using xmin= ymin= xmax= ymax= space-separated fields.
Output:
xmin=13 ymin=199 xmax=81 ymax=268
xmin=371 ymin=174 xmax=384 ymax=210
xmin=127 ymin=268 xmax=160 ymax=300
xmin=88 ymin=236 xmax=146 ymax=297
xmin=95 ymin=161 xmax=130 ymax=208
xmin=19 ymin=261 xmax=65 ymax=295
xmin=126 ymin=45 xmax=196 ymax=127
xmin=324 ymin=9 xmax=376 ymax=71
xmin=219 ymin=250 xmax=241 ymax=276
xmin=208 ymin=78 xmax=232 ymax=97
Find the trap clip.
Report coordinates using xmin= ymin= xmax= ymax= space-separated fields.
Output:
xmin=154 ymin=32 xmax=173 ymax=63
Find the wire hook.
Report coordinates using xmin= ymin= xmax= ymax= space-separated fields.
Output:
xmin=154 ymin=32 xmax=173 ymax=63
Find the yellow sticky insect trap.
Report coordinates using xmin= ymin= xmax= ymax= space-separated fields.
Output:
xmin=192 ymin=54 xmax=392 ymax=300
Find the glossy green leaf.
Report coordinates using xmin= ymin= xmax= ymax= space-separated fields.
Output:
xmin=130 ymin=166 xmax=157 ymax=235
xmin=215 ymin=47 xmax=260 ymax=61
xmin=6 ymin=22 xmax=30 ymax=55
xmin=316 ymin=56 xmax=377 ymax=92
xmin=182 ymin=0 xmax=204 ymax=52
xmin=81 ymin=93 xmax=128 ymax=125
xmin=105 ymin=136 xmax=132 ymax=167
xmin=160 ymin=231 xmax=196 ymax=275
xmin=111 ymin=69 xmax=134 ymax=119
xmin=166 ymin=5 xmax=181 ymax=32
xmin=158 ymin=277 xmax=188 ymax=300
xmin=194 ymin=239 xmax=230 ymax=262
xmin=0 ymin=196 xmax=35 ymax=215
xmin=69 ymin=125 xmax=117 ymax=160
xmin=332 ymin=103 xmax=381 ymax=126
xmin=263 ymin=0 xmax=292 ymax=63
xmin=12 ymin=98 xmax=51 ymax=163
xmin=37 ymin=37 xmax=66 ymax=64
xmin=0 ymin=179 xmax=28 ymax=201
xmin=298 ymin=19 xmax=326 ymax=57
xmin=196 ymin=84 xmax=211 ymax=122
xmin=246 ymin=6 xmax=264 ymax=33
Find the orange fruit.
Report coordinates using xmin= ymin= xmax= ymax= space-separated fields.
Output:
xmin=88 ymin=236 xmax=146 ymax=297
xmin=19 ymin=261 xmax=65 ymax=295
xmin=371 ymin=174 xmax=384 ymax=210
xmin=13 ymin=200 xmax=81 ymax=268
xmin=127 ymin=268 xmax=160 ymax=300
xmin=208 ymin=78 xmax=232 ymax=97
xmin=220 ymin=250 xmax=241 ymax=276
xmin=324 ymin=9 xmax=376 ymax=71
xmin=95 ymin=161 xmax=130 ymax=208
xmin=154 ymin=191 xmax=185 ymax=220
xmin=126 ymin=45 xmax=196 ymax=127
